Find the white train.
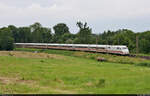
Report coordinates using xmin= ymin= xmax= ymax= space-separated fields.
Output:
xmin=15 ymin=43 xmax=130 ymax=55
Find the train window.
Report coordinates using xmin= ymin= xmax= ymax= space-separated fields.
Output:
xmin=101 ymin=47 xmax=105 ymax=49
xmin=117 ymin=47 xmax=121 ymax=50
xmin=98 ymin=47 xmax=105 ymax=49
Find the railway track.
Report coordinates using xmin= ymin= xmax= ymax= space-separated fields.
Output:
xmin=129 ymin=54 xmax=150 ymax=60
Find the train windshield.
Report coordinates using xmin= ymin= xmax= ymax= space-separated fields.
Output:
xmin=122 ymin=47 xmax=127 ymax=49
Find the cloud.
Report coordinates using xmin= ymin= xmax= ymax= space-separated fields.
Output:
xmin=0 ymin=0 xmax=150 ymax=33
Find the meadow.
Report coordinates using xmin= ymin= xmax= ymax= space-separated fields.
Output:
xmin=0 ymin=49 xmax=150 ymax=94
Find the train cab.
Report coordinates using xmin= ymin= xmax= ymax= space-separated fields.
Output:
xmin=106 ymin=46 xmax=129 ymax=55
xmin=120 ymin=46 xmax=129 ymax=55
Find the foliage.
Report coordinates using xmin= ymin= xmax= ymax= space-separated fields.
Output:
xmin=0 ymin=27 xmax=14 ymax=50
xmin=0 ymin=22 xmax=150 ymax=53
xmin=138 ymin=31 xmax=150 ymax=53
xmin=135 ymin=62 xmax=150 ymax=67
xmin=53 ymin=23 xmax=70 ymax=43
xmin=53 ymin=23 xmax=70 ymax=36
xmin=17 ymin=27 xmax=31 ymax=43
xmin=75 ymin=22 xmax=93 ymax=44
xmin=30 ymin=22 xmax=52 ymax=43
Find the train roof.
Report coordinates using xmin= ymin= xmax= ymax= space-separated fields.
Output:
xmin=15 ymin=43 xmax=128 ymax=48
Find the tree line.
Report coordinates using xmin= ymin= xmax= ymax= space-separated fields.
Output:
xmin=0 ymin=22 xmax=150 ymax=54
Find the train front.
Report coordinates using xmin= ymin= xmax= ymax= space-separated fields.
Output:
xmin=121 ymin=46 xmax=130 ymax=55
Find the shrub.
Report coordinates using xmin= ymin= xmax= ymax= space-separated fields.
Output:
xmin=40 ymin=60 xmax=45 ymax=63
xmin=135 ymin=62 xmax=150 ymax=67
xmin=96 ymin=79 xmax=106 ymax=87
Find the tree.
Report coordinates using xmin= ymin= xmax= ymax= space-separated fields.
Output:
xmin=17 ymin=27 xmax=31 ymax=43
xmin=53 ymin=23 xmax=70 ymax=36
xmin=53 ymin=23 xmax=70 ymax=43
xmin=139 ymin=31 xmax=150 ymax=53
xmin=41 ymin=27 xmax=52 ymax=43
xmin=75 ymin=21 xmax=93 ymax=44
xmin=0 ymin=27 xmax=14 ymax=50
xmin=61 ymin=33 xmax=75 ymax=43
xmin=30 ymin=22 xmax=42 ymax=32
xmin=30 ymin=22 xmax=43 ymax=43
xmin=139 ymin=39 xmax=150 ymax=53
xmin=8 ymin=25 xmax=18 ymax=43
xmin=30 ymin=22 xmax=52 ymax=43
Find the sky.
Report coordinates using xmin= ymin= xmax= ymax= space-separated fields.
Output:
xmin=0 ymin=0 xmax=150 ymax=34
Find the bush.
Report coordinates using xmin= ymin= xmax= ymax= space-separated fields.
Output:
xmin=135 ymin=62 xmax=150 ymax=67
xmin=96 ymin=79 xmax=106 ymax=87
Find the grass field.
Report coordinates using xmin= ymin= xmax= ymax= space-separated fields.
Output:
xmin=0 ymin=49 xmax=150 ymax=94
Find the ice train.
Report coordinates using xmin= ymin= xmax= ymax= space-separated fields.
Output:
xmin=15 ymin=43 xmax=130 ymax=55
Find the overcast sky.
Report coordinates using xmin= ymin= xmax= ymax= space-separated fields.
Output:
xmin=0 ymin=0 xmax=150 ymax=34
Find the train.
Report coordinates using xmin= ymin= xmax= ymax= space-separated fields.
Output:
xmin=14 ymin=43 xmax=130 ymax=55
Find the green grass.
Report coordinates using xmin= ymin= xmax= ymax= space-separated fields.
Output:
xmin=0 ymin=48 xmax=150 ymax=94
xmin=135 ymin=53 xmax=150 ymax=57
xmin=15 ymin=48 xmax=150 ymax=66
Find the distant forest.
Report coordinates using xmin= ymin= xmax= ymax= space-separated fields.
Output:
xmin=0 ymin=22 xmax=150 ymax=54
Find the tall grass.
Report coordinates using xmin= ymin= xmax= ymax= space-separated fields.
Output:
xmin=1 ymin=51 xmax=150 ymax=94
